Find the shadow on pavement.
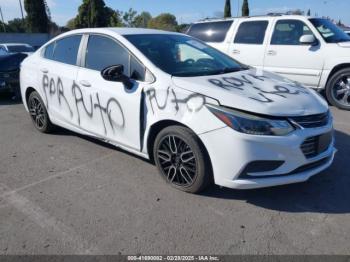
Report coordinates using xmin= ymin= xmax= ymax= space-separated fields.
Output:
xmin=201 ymin=129 xmax=350 ymax=214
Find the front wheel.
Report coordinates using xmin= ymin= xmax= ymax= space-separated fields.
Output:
xmin=153 ymin=126 xmax=212 ymax=193
xmin=326 ymin=68 xmax=350 ymax=110
xmin=28 ymin=91 xmax=55 ymax=133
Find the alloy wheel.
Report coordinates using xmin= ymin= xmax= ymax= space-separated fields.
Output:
xmin=29 ymin=96 xmax=46 ymax=129
xmin=332 ymin=76 xmax=350 ymax=107
xmin=157 ymin=135 xmax=197 ymax=187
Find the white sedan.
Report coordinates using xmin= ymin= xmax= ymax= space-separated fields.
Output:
xmin=20 ymin=28 xmax=336 ymax=193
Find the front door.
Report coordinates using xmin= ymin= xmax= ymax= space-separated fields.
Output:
xmin=75 ymin=34 xmax=147 ymax=151
xmin=263 ymin=19 xmax=324 ymax=87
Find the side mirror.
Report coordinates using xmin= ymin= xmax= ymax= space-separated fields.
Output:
xmin=101 ymin=65 xmax=133 ymax=89
xmin=299 ymin=35 xmax=318 ymax=46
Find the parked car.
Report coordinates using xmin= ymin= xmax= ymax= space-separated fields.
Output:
xmin=0 ymin=53 xmax=28 ymax=100
xmin=0 ymin=43 xmax=35 ymax=56
xmin=186 ymin=15 xmax=350 ymax=110
xmin=20 ymin=28 xmax=335 ymax=193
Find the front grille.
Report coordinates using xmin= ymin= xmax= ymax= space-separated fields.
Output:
xmin=301 ymin=132 xmax=332 ymax=159
xmin=289 ymin=112 xmax=329 ymax=128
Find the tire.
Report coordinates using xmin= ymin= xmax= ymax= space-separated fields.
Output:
xmin=153 ymin=125 xmax=212 ymax=193
xmin=27 ymin=91 xmax=55 ymax=133
xmin=326 ymin=68 xmax=350 ymax=110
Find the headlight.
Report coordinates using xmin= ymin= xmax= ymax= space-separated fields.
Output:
xmin=207 ymin=105 xmax=294 ymax=136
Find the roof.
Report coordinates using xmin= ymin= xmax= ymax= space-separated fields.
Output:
xmin=64 ymin=27 xmax=183 ymax=36
xmin=193 ymin=15 xmax=316 ymax=24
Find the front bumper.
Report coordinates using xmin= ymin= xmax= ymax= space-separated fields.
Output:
xmin=199 ymin=123 xmax=336 ymax=189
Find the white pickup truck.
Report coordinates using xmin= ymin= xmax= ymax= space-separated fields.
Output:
xmin=187 ymin=15 xmax=350 ymax=110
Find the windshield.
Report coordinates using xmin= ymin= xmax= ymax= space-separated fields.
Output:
xmin=7 ymin=45 xmax=34 ymax=53
xmin=124 ymin=34 xmax=245 ymax=77
xmin=309 ymin=18 xmax=350 ymax=43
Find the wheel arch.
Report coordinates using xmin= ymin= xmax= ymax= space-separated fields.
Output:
xmin=146 ymin=120 xmax=213 ymax=175
xmin=327 ymin=63 xmax=350 ymax=87
xmin=24 ymin=86 xmax=38 ymax=110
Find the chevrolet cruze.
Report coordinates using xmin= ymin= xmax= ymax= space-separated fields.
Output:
xmin=20 ymin=28 xmax=336 ymax=193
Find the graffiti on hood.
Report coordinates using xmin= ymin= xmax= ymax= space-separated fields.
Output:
xmin=208 ymin=73 xmax=308 ymax=103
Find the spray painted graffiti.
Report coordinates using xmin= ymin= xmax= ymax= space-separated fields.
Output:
xmin=146 ymin=87 xmax=206 ymax=114
xmin=208 ymin=73 xmax=308 ymax=103
xmin=42 ymin=74 xmax=125 ymax=135
xmin=42 ymin=74 xmax=73 ymax=117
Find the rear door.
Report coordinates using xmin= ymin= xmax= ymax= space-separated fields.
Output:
xmin=75 ymin=34 xmax=146 ymax=150
xmin=228 ymin=18 xmax=271 ymax=69
xmin=39 ymin=35 xmax=82 ymax=125
xmin=263 ymin=18 xmax=324 ymax=87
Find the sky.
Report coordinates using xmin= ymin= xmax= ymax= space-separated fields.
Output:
xmin=0 ymin=0 xmax=349 ymax=27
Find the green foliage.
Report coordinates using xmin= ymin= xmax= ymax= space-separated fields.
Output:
xmin=105 ymin=7 xmax=123 ymax=27
xmin=0 ymin=21 xmax=9 ymax=33
xmin=148 ymin=13 xmax=178 ymax=31
xmin=74 ymin=0 xmax=108 ymax=28
xmin=123 ymin=8 xmax=137 ymax=27
xmin=24 ymin=0 xmax=49 ymax=33
xmin=224 ymin=0 xmax=231 ymax=18
xmin=176 ymin=24 xmax=190 ymax=33
xmin=134 ymin=12 xmax=152 ymax=28
xmin=7 ymin=18 xmax=27 ymax=33
xmin=242 ymin=0 xmax=249 ymax=17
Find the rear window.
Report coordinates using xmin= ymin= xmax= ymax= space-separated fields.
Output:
xmin=234 ymin=21 xmax=269 ymax=44
xmin=187 ymin=21 xmax=233 ymax=43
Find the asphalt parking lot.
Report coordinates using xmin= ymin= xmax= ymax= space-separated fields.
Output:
xmin=0 ymin=93 xmax=349 ymax=255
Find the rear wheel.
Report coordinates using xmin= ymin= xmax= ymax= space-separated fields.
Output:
xmin=153 ymin=126 xmax=212 ymax=193
xmin=326 ymin=68 xmax=350 ymax=110
xmin=28 ymin=91 xmax=55 ymax=133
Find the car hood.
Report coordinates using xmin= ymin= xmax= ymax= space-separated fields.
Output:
xmin=172 ymin=68 xmax=328 ymax=117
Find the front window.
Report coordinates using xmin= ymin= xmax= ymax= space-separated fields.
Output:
xmin=7 ymin=45 xmax=34 ymax=53
xmin=309 ymin=18 xmax=350 ymax=43
xmin=124 ymin=34 xmax=244 ymax=77
xmin=271 ymin=20 xmax=313 ymax=45
xmin=84 ymin=35 xmax=146 ymax=81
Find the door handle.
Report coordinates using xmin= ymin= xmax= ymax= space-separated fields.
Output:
xmin=40 ymin=68 xmax=48 ymax=73
xmin=232 ymin=49 xmax=240 ymax=54
xmin=79 ymin=80 xmax=91 ymax=87
xmin=267 ymin=50 xmax=277 ymax=56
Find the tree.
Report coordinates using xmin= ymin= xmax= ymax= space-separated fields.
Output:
xmin=242 ymin=0 xmax=249 ymax=17
xmin=286 ymin=9 xmax=304 ymax=15
xmin=123 ymin=8 xmax=138 ymax=27
xmin=105 ymin=7 xmax=123 ymax=27
xmin=148 ymin=13 xmax=178 ymax=31
xmin=176 ymin=24 xmax=190 ymax=33
xmin=134 ymin=12 xmax=152 ymax=28
xmin=24 ymin=0 xmax=49 ymax=33
xmin=66 ymin=18 xmax=76 ymax=30
xmin=74 ymin=0 xmax=109 ymax=28
xmin=224 ymin=0 xmax=232 ymax=18
xmin=7 ymin=18 xmax=27 ymax=33
xmin=307 ymin=9 xmax=311 ymax=16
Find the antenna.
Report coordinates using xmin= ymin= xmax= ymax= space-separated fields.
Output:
xmin=19 ymin=0 xmax=25 ymax=20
